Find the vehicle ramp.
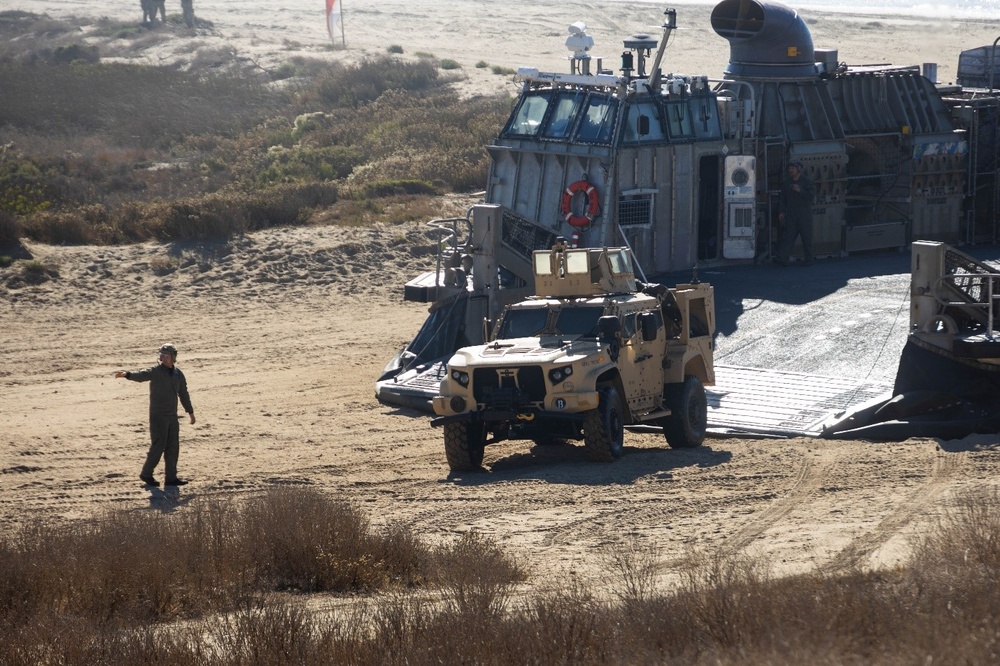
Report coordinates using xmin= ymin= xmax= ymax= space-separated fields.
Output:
xmin=707 ymin=365 xmax=891 ymax=438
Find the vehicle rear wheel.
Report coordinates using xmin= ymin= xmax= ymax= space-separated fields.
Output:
xmin=444 ymin=420 xmax=486 ymax=471
xmin=584 ymin=386 xmax=625 ymax=461
xmin=663 ymin=375 xmax=707 ymax=448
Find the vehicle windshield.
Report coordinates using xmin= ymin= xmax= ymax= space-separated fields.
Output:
xmin=496 ymin=305 xmax=605 ymax=340
xmin=496 ymin=308 xmax=549 ymax=339
xmin=553 ymin=306 xmax=605 ymax=336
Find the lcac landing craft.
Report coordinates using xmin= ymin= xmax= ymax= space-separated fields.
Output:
xmin=377 ymin=1 xmax=1000 ymax=416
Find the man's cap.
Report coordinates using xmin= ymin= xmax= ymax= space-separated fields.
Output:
xmin=788 ymin=159 xmax=804 ymax=169
xmin=159 ymin=343 xmax=178 ymax=357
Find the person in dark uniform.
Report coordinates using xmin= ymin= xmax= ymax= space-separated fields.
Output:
xmin=181 ymin=0 xmax=195 ymax=28
xmin=115 ymin=343 xmax=196 ymax=487
xmin=776 ymin=159 xmax=816 ymax=266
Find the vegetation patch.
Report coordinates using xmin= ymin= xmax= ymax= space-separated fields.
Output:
xmin=0 ymin=14 xmax=511 ymax=247
xmin=2 ymin=486 xmax=1000 ymax=663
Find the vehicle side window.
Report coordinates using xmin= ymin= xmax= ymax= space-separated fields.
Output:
xmin=542 ymin=92 xmax=584 ymax=139
xmin=623 ymin=101 xmax=667 ymax=143
xmin=691 ymin=96 xmax=723 ymax=140
xmin=577 ymin=96 xmax=616 ymax=143
xmin=505 ymin=93 xmax=550 ymax=137
xmin=622 ymin=313 xmax=637 ymax=340
xmin=665 ymin=101 xmax=694 ymax=139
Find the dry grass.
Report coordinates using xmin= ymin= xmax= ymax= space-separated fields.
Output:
xmin=2 ymin=486 xmax=1000 ymax=664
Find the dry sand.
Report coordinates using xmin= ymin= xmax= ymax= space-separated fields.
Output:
xmin=3 ymin=0 xmax=1000 ymax=592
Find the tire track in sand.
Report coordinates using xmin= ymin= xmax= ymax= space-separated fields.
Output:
xmin=825 ymin=447 xmax=968 ymax=572
xmin=722 ymin=445 xmax=839 ymax=555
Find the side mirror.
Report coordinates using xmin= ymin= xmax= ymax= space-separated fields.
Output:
xmin=637 ymin=114 xmax=650 ymax=136
xmin=598 ymin=315 xmax=621 ymax=340
xmin=639 ymin=312 xmax=659 ymax=341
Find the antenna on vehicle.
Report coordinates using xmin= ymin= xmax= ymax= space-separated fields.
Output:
xmin=690 ymin=262 xmax=700 ymax=285
xmin=648 ymin=8 xmax=678 ymax=92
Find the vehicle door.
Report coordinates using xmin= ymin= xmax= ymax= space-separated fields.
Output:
xmin=620 ymin=308 xmax=666 ymax=412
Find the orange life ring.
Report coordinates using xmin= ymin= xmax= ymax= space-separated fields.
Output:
xmin=560 ymin=179 xmax=600 ymax=229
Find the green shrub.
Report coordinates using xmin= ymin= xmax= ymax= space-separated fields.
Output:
xmin=491 ymin=65 xmax=516 ymax=76
xmin=439 ymin=59 xmax=461 ymax=70
xmin=387 ymin=44 xmax=403 ymax=54
xmin=475 ymin=60 xmax=489 ymax=68
xmin=271 ymin=56 xmax=329 ymax=81
xmin=303 ymin=58 xmax=440 ymax=108
xmin=51 ymin=43 xmax=99 ymax=65
xmin=361 ymin=179 xmax=437 ymax=199
xmin=0 ymin=210 xmax=23 ymax=244
xmin=0 ymin=158 xmax=51 ymax=215
xmin=255 ymin=145 xmax=362 ymax=185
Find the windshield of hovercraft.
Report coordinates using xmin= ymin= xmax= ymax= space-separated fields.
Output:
xmin=504 ymin=91 xmax=616 ymax=144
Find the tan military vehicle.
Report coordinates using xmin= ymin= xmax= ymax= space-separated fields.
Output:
xmin=431 ymin=239 xmax=715 ymax=472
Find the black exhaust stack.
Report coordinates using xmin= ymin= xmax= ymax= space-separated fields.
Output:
xmin=711 ymin=0 xmax=816 ymax=79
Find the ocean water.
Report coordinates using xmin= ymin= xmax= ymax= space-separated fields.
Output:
xmin=645 ymin=0 xmax=1000 ymax=19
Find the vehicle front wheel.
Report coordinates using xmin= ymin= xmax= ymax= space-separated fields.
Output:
xmin=583 ymin=386 xmax=625 ymax=461
xmin=663 ymin=375 xmax=707 ymax=448
xmin=444 ymin=420 xmax=486 ymax=472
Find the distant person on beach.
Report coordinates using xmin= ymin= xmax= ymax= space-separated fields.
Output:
xmin=776 ymin=159 xmax=816 ymax=266
xmin=140 ymin=0 xmax=166 ymax=24
xmin=181 ymin=0 xmax=195 ymax=27
xmin=140 ymin=0 xmax=155 ymax=24
xmin=114 ymin=343 xmax=196 ymax=487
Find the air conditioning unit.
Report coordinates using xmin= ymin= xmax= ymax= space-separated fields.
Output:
xmin=723 ymin=202 xmax=756 ymax=259
xmin=724 ymin=155 xmax=756 ymax=199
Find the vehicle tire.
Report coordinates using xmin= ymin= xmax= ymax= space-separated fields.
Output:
xmin=583 ymin=386 xmax=625 ymax=461
xmin=444 ymin=420 xmax=486 ymax=472
xmin=663 ymin=375 xmax=707 ymax=448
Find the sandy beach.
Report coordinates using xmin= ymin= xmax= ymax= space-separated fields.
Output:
xmin=3 ymin=0 xmax=1000 ymax=592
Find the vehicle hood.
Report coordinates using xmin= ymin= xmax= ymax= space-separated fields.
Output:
xmin=449 ymin=336 xmax=602 ymax=366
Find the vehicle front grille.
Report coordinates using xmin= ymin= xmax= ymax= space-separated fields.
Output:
xmin=473 ymin=366 xmax=546 ymax=407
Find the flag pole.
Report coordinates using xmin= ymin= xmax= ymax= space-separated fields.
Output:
xmin=340 ymin=0 xmax=346 ymax=48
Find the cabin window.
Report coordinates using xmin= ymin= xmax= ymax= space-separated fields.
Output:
xmin=618 ymin=193 xmax=653 ymax=227
xmin=505 ymin=93 xmax=551 ymax=137
xmin=542 ymin=92 xmax=584 ymax=139
xmin=564 ymin=251 xmax=589 ymax=274
xmin=623 ymin=102 xmax=666 ymax=143
xmin=577 ymin=96 xmax=617 ymax=143
xmin=606 ymin=249 xmax=631 ymax=275
xmin=691 ymin=96 xmax=723 ymax=140
xmin=665 ymin=101 xmax=694 ymax=139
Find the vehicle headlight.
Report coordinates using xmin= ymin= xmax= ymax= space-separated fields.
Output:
xmin=548 ymin=365 xmax=573 ymax=384
xmin=450 ymin=369 xmax=470 ymax=388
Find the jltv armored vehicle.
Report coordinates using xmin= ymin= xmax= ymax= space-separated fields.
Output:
xmin=430 ymin=239 xmax=715 ymax=471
